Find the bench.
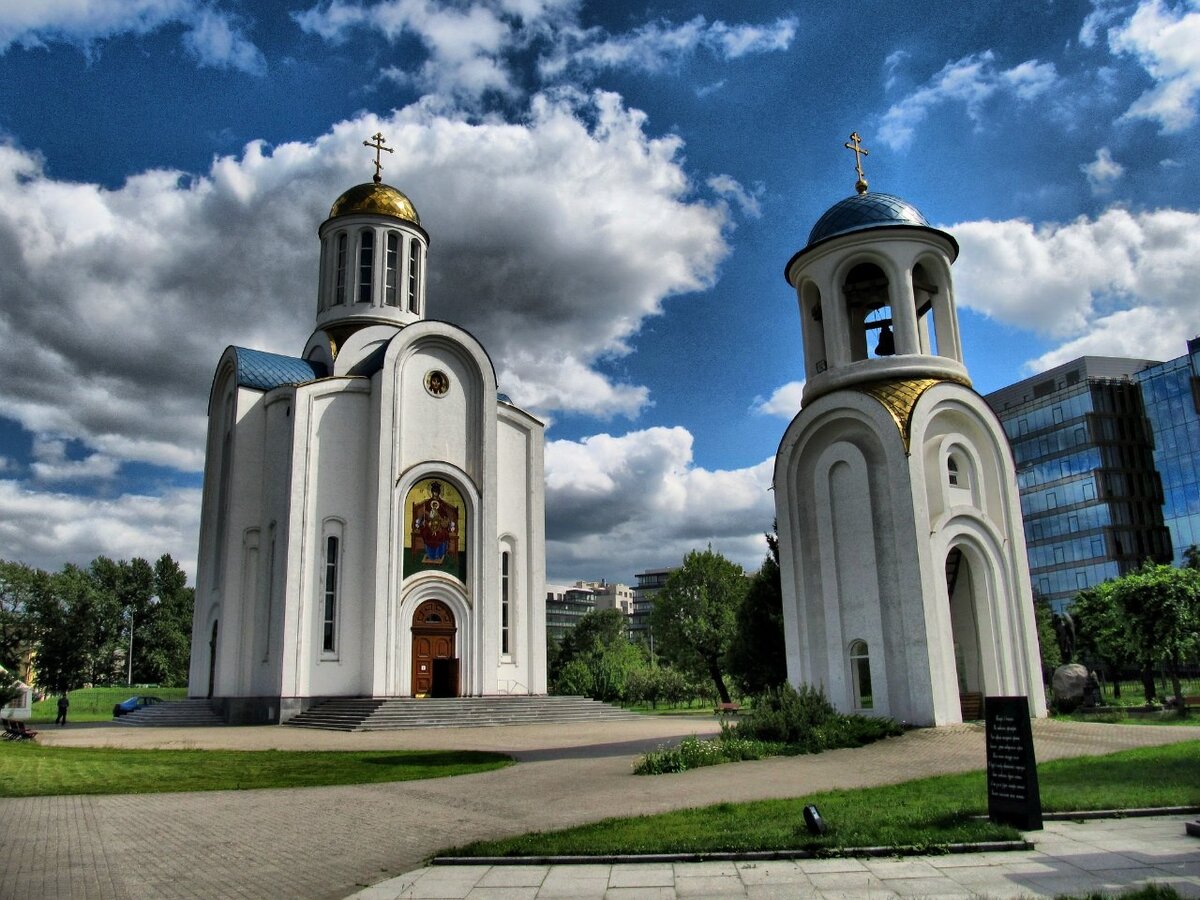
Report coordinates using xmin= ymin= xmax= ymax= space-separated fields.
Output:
xmin=3 ymin=719 xmax=37 ymax=741
xmin=1182 ymin=695 xmax=1200 ymax=711
xmin=716 ymin=702 xmax=741 ymax=716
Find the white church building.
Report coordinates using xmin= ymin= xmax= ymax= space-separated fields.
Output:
xmin=774 ymin=144 xmax=1047 ymax=726
xmin=188 ymin=151 xmax=546 ymax=723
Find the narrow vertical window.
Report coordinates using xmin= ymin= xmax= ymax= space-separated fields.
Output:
xmin=407 ymin=241 xmax=420 ymax=312
xmin=385 ymin=232 xmax=399 ymax=306
xmin=323 ymin=535 xmax=339 ymax=653
xmin=947 ymin=458 xmax=959 ymax=486
xmin=334 ymin=233 xmax=347 ymax=305
xmin=500 ymin=550 xmax=510 ymax=655
xmin=357 ymin=229 xmax=374 ymax=303
xmin=850 ymin=640 xmax=872 ymax=709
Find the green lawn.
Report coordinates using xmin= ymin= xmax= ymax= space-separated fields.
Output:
xmin=30 ymin=686 xmax=189 ymax=723
xmin=445 ymin=741 xmax=1200 ymax=858
xmin=0 ymin=744 xmax=513 ymax=797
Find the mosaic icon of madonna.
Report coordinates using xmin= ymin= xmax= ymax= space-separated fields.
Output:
xmin=403 ymin=478 xmax=466 ymax=583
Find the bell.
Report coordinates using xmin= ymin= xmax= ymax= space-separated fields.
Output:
xmin=875 ymin=324 xmax=895 ymax=357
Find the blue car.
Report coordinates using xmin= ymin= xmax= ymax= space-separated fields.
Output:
xmin=112 ymin=695 xmax=163 ymax=717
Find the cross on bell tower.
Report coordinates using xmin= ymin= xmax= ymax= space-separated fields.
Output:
xmin=844 ymin=131 xmax=869 ymax=195
xmin=363 ymin=132 xmax=394 ymax=184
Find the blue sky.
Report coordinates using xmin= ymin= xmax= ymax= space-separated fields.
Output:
xmin=1 ymin=0 xmax=1198 ymax=585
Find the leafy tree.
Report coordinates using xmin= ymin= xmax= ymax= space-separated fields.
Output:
xmin=649 ymin=548 xmax=747 ymax=705
xmin=0 ymin=560 xmax=48 ymax=675
xmin=1072 ymin=584 xmax=1134 ymax=699
xmin=1033 ymin=596 xmax=1062 ymax=683
xmin=728 ymin=526 xmax=787 ymax=695
xmin=1185 ymin=545 xmax=1200 ymax=570
xmin=550 ymin=609 xmax=648 ymax=702
xmin=136 ymin=555 xmax=194 ymax=685
xmin=91 ymin=556 xmax=156 ymax=682
xmin=1108 ymin=563 xmax=1200 ymax=706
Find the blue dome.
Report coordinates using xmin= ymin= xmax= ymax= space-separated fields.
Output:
xmin=807 ymin=192 xmax=930 ymax=246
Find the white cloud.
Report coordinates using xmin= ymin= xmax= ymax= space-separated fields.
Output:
xmin=0 ymin=0 xmax=265 ymax=74
xmin=295 ymin=2 xmax=796 ymax=102
xmin=0 ymin=92 xmax=727 ymax=470
xmin=879 ymin=52 xmax=1059 ymax=150
xmin=950 ymin=206 xmax=1200 ymax=368
xmin=1108 ymin=0 xmax=1200 ymax=132
xmin=752 ymin=381 xmax=804 ymax=419
xmin=544 ymin=427 xmax=774 ymax=580
xmin=29 ymin=438 xmax=119 ymax=482
xmin=0 ymin=480 xmax=201 ymax=578
xmin=1081 ymin=146 xmax=1125 ymax=194
xmin=707 ymin=174 xmax=762 ymax=219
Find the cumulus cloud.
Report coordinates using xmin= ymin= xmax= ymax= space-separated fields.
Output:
xmin=0 ymin=92 xmax=727 ymax=471
xmin=295 ymin=1 xmax=796 ymax=102
xmin=752 ymin=381 xmax=805 ymax=419
xmin=0 ymin=0 xmax=265 ymax=73
xmin=544 ymin=427 xmax=774 ymax=580
xmin=879 ymin=51 xmax=1059 ymax=150
xmin=1107 ymin=0 xmax=1200 ymax=132
xmin=1081 ymin=146 xmax=1125 ymax=194
xmin=0 ymin=480 xmax=201 ymax=576
xmin=951 ymin=207 xmax=1200 ymax=369
xmin=707 ymin=174 xmax=762 ymax=219
xmin=29 ymin=439 xmax=120 ymax=482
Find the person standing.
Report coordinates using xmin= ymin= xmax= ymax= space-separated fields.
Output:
xmin=55 ymin=692 xmax=69 ymax=726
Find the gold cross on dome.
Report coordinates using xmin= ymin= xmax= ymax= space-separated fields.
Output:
xmin=844 ymin=131 xmax=870 ymax=194
xmin=363 ymin=132 xmax=394 ymax=184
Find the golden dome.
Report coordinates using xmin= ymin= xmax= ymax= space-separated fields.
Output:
xmin=328 ymin=182 xmax=420 ymax=225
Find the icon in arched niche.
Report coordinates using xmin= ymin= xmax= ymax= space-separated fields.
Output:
xmin=404 ymin=478 xmax=466 ymax=582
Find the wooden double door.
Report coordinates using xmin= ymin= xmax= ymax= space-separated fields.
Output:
xmin=411 ymin=599 xmax=459 ymax=698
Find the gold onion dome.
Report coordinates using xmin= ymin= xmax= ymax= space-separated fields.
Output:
xmin=328 ymin=182 xmax=420 ymax=225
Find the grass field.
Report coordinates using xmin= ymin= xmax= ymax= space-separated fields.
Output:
xmin=30 ymin=686 xmax=189 ymax=723
xmin=0 ymin=743 xmax=513 ymax=797
xmin=445 ymin=741 xmax=1200 ymax=858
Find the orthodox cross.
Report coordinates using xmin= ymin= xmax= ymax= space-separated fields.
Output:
xmin=363 ymin=132 xmax=394 ymax=184
xmin=844 ymin=131 xmax=869 ymax=194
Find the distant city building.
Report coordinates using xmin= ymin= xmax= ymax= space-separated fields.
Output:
xmin=574 ymin=580 xmax=634 ymax=616
xmin=1133 ymin=339 xmax=1200 ymax=567
xmin=985 ymin=354 xmax=1187 ymax=610
xmin=544 ymin=583 xmax=596 ymax=644
xmin=630 ymin=567 xmax=675 ymax=640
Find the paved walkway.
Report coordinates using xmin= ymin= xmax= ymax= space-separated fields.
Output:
xmin=356 ymin=815 xmax=1200 ymax=898
xmin=2 ymin=717 xmax=1198 ymax=899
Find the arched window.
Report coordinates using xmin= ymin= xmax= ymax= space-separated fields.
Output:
xmin=849 ymin=640 xmax=873 ymax=709
xmin=500 ymin=550 xmax=511 ymax=656
xmin=843 ymin=262 xmax=892 ymax=362
xmin=322 ymin=534 xmax=340 ymax=654
xmin=357 ymin=229 xmax=374 ymax=303
xmin=334 ymin=233 xmax=347 ymax=305
xmin=947 ymin=457 xmax=960 ymax=486
xmin=407 ymin=241 xmax=420 ymax=312
xmin=384 ymin=232 xmax=399 ymax=307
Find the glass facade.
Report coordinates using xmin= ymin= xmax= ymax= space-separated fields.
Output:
xmin=987 ymin=358 xmax=1171 ymax=611
xmin=1134 ymin=338 xmax=1200 ymax=566
xmin=544 ymin=587 xmax=595 ymax=644
xmin=630 ymin=567 xmax=674 ymax=639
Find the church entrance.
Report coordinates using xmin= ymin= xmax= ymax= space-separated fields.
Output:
xmin=947 ymin=547 xmax=985 ymax=719
xmin=411 ymin=599 xmax=458 ymax=698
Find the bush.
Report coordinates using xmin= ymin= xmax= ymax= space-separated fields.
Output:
xmin=737 ymin=683 xmax=901 ymax=753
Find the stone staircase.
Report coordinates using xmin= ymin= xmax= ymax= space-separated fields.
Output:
xmin=284 ymin=695 xmax=644 ymax=731
xmin=115 ymin=699 xmax=225 ymax=727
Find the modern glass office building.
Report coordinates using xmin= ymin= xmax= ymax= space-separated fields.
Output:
xmin=1134 ymin=338 xmax=1200 ymax=566
xmin=985 ymin=356 xmax=1174 ymax=611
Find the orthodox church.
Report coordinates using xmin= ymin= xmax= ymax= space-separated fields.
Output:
xmin=773 ymin=136 xmax=1047 ymax=726
xmin=188 ymin=136 xmax=547 ymax=723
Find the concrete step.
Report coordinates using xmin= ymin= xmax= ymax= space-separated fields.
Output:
xmin=117 ymin=699 xmax=225 ymax=727
xmin=285 ymin=696 xmax=644 ymax=731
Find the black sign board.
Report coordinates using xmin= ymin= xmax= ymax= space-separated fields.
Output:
xmin=985 ymin=695 xmax=1042 ymax=831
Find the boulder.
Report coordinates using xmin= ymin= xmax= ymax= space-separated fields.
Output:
xmin=1052 ymin=663 xmax=1089 ymax=709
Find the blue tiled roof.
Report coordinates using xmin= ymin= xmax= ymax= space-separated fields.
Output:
xmin=233 ymin=347 xmax=326 ymax=391
xmin=807 ymin=192 xmax=930 ymax=246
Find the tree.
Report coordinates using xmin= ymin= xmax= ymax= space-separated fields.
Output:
xmin=728 ymin=525 xmax=787 ymax=695
xmin=1108 ymin=563 xmax=1200 ymax=706
xmin=136 ymin=555 xmax=194 ymax=686
xmin=91 ymin=556 xmax=156 ymax=683
xmin=649 ymin=548 xmax=747 ymax=705
xmin=1032 ymin=596 xmax=1061 ymax=683
xmin=1072 ymin=584 xmax=1134 ymax=699
xmin=0 ymin=560 xmax=47 ymax=675
xmin=550 ymin=609 xmax=648 ymax=702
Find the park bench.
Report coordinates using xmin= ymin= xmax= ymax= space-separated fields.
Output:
xmin=716 ymin=702 xmax=741 ymax=716
xmin=2 ymin=719 xmax=37 ymax=741
xmin=1182 ymin=695 xmax=1200 ymax=711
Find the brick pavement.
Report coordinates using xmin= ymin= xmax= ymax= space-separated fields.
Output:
xmin=1 ymin=718 xmax=1197 ymax=899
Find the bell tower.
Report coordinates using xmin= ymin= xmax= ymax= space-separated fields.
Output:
xmin=773 ymin=136 xmax=1046 ymax=726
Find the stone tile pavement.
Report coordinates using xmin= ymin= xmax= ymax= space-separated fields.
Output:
xmin=354 ymin=816 xmax=1200 ymax=898
xmin=2 ymin=717 xmax=1198 ymax=898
